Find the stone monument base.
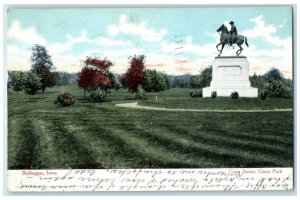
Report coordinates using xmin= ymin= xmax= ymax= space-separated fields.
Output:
xmin=203 ymin=56 xmax=258 ymax=98
xmin=203 ymin=87 xmax=257 ymax=97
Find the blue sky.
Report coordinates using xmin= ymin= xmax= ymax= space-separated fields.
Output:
xmin=7 ymin=7 xmax=293 ymax=78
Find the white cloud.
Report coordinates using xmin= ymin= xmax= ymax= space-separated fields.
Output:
xmin=7 ymin=15 xmax=292 ymax=78
xmin=48 ymin=31 xmax=92 ymax=55
xmin=94 ymin=37 xmax=132 ymax=46
xmin=241 ymin=15 xmax=291 ymax=48
xmin=51 ymin=54 xmax=83 ymax=72
xmin=160 ymin=36 xmax=217 ymax=58
xmin=108 ymin=14 xmax=167 ymax=42
xmin=7 ymin=45 xmax=31 ymax=71
xmin=8 ymin=20 xmax=46 ymax=45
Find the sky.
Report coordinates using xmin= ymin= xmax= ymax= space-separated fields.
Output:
xmin=6 ymin=7 xmax=293 ymax=78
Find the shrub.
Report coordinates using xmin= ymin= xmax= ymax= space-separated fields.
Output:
xmin=260 ymin=91 xmax=268 ymax=100
xmin=267 ymin=79 xmax=292 ymax=98
xmin=230 ymin=91 xmax=239 ymax=100
xmin=190 ymin=91 xmax=203 ymax=98
xmin=23 ymin=72 xmax=42 ymax=98
xmin=211 ymin=91 xmax=217 ymax=98
xmin=54 ymin=93 xmax=75 ymax=107
xmin=136 ymin=84 xmax=145 ymax=100
xmin=90 ymin=89 xmax=107 ymax=102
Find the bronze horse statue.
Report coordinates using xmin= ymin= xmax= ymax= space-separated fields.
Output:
xmin=216 ymin=24 xmax=249 ymax=56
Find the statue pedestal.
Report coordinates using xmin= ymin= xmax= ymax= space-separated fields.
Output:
xmin=203 ymin=56 xmax=257 ymax=97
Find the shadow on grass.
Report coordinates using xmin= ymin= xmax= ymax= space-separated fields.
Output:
xmin=9 ymin=119 xmax=40 ymax=169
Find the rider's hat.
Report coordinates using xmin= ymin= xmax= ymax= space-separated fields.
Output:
xmin=229 ymin=21 xmax=234 ymax=25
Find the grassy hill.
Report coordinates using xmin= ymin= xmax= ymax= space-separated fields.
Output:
xmin=7 ymin=86 xmax=293 ymax=169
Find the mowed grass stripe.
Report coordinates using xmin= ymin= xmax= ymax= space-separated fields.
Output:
xmin=30 ymin=119 xmax=101 ymax=169
xmin=164 ymin=122 xmax=292 ymax=148
xmin=159 ymin=116 xmax=293 ymax=151
xmin=77 ymin=108 xmax=292 ymax=167
xmin=158 ymin=124 xmax=292 ymax=165
xmin=8 ymin=118 xmax=39 ymax=169
xmin=123 ymin=122 xmax=281 ymax=167
xmin=106 ymin=127 xmax=214 ymax=168
xmin=72 ymin=116 xmax=208 ymax=168
xmin=63 ymin=123 xmax=148 ymax=168
xmin=141 ymin=97 xmax=293 ymax=110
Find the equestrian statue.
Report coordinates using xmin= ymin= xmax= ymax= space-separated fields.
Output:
xmin=216 ymin=21 xmax=249 ymax=56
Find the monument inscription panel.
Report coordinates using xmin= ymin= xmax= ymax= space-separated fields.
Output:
xmin=203 ymin=56 xmax=257 ymax=97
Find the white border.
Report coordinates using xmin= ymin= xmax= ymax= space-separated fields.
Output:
xmin=1 ymin=0 xmax=299 ymax=199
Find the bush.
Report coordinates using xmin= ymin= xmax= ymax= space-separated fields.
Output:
xmin=230 ymin=91 xmax=239 ymax=100
xmin=90 ymin=89 xmax=107 ymax=102
xmin=54 ymin=93 xmax=75 ymax=107
xmin=260 ymin=91 xmax=268 ymax=100
xmin=267 ymin=79 xmax=292 ymax=98
xmin=211 ymin=91 xmax=217 ymax=98
xmin=190 ymin=91 xmax=203 ymax=98
xmin=136 ymin=85 xmax=145 ymax=100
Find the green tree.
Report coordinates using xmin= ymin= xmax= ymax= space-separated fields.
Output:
xmin=250 ymin=73 xmax=268 ymax=93
xmin=136 ymin=84 xmax=145 ymax=100
xmin=23 ymin=72 xmax=42 ymax=99
xmin=31 ymin=44 xmax=56 ymax=93
xmin=189 ymin=67 xmax=212 ymax=88
xmin=189 ymin=75 xmax=201 ymax=88
xmin=145 ymin=69 xmax=169 ymax=92
xmin=199 ymin=67 xmax=212 ymax=88
xmin=108 ymin=73 xmax=122 ymax=91
xmin=11 ymin=71 xmax=25 ymax=97
xmin=267 ymin=79 xmax=292 ymax=98
xmin=164 ymin=74 xmax=171 ymax=90
xmin=173 ymin=74 xmax=191 ymax=88
xmin=264 ymin=67 xmax=283 ymax=81
xmin=250 ymin=68 xmax=293 ymax=98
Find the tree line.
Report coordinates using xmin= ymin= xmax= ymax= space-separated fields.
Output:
xmin=7 ymin=44 xmax=292 ymax=99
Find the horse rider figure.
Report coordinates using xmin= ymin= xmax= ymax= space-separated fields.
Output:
xmin=228 ymin=21 xmax=238 ymax=46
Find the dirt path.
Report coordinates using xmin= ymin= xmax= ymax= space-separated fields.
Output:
xmin=115 ymin=102 xmax=293 ymax=113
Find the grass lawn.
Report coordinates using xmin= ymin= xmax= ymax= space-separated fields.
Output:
xmin=8 ymin=86 xmax=293 ymax=169
xmin=139 ymin=97 xmax=293 ymax=110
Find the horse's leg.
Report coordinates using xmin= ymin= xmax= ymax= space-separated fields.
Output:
xmin=236 ymin=44 xmax=243 ymax=56
xmin=218 ymin=44 xmax=225 ymax=56
xmin=216 ymin=42 xmax=221 ymax=52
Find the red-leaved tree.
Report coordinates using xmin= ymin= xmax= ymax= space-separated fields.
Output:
xmin=78 ymin=57 xmax=113 ymax=98
xmin=124 ymin=55 xmax=147 ymax=93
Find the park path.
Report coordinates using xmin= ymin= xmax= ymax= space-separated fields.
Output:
xmin=115 ymin=102 xmax=293 ymax=113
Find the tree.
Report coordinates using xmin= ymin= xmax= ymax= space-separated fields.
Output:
xmin=120 ymin=74 xmax=127 ymax=89
xmin=199 ymin=67 xmax=212 ymax=88
xmin=264 ymin=67 xmax=284 ymax=81
xmin=124 ymin=55 xmax=147 ymax=93
xmin=11 ymin=71 xmax=25 ymax=96
xmin=189 ymin=75 xmax=202 ymax=88
xmin=267 ymin=79 xmax=292 ymax=98
xmin=31 ymin=44 xmax=56 ymax=92
xmin=109 ymin=73 xmax=122 ymax=91
xmin=250 ymin=68 xmax=293 ymax=98
xmin=164 ymin=74 xmax=171 ymax=90
xmin=55 ymin=72 xmax=78 ymax=86
xmin=40 ymin=70 xmax=57 ymax=90
xmin=250 ymin=73 xmax=268 ymax=93
xmin=173 ymin=74 xmax=191 ymax=88
xmin=144 ymin=69 xmax=169 ymax=92
xmin=189 ymin=67 xmax=212 ymax=88
xmin=23 ymin=72 xmax=42 ymax=99
xmin=77 ymin=57 xmax=113 ymax=98
xmin=264 ymin=68 xmax=292 ymax=98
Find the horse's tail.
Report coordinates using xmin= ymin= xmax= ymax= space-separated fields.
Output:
xmin=245 ymin=37 xmax=249 ymax=47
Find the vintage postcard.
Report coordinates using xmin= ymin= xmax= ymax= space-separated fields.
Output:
xmin=5 ymin=5 xmax=294 ymax=192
